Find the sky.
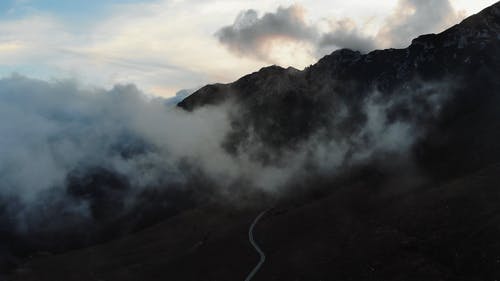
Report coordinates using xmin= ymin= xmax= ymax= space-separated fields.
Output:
xmin=0 ymin=0 xmax=497 ymax=97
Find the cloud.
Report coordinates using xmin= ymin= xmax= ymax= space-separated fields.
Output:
xmin=0 ymin=75 xmax=235 ymax=256
xmin=0 ymin=75 xmax=229 ymax=204
xmin=215 ymin=5 xmax=318 ymax=61
xmin=216 ymin=0 xmax=465 ymax=61
xmin=377 ymin=0 xmax=464 ymax=48
xmin=0 ymin=73 xmax=452 ymax=215
xmin=0 ymin=72 xmax=456 ymax=270
xmin=0 ymin=0 xmax=481 ymax=96
xmin=318 ymin=19 xmax=377 ymax=54
xmin=0 ymin=2 xmax=264 ymax=97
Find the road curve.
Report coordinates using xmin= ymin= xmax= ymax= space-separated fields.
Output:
xmin=244 ymin=210 xmax=269 ymax=281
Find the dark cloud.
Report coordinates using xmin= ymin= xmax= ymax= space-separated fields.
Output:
xmin=318 ymin=19 xmax=378 ymax=54
xmin=216 ymin=0 xmax=463 ymax=61
xmin=215 ymin=5 xmax=318 ymax=61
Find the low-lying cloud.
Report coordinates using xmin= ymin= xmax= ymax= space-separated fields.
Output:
xmin=0 ymin=75 xmax=233 ymax=204
xmin=0 ymin=73 xmax=452 ymax=268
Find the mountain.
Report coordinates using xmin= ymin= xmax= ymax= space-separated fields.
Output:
xmin=179 ymin=2 xmax=500 ymax=179
xmin=8 ymin=2 xmax=500 ymax=281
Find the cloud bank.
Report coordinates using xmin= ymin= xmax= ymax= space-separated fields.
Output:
xmin=0 ymin=69 xmax=456 ymax=272
xmin=0 ymin=73 xmax=451 ymax=224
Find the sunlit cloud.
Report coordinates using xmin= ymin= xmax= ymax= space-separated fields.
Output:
xmin=0 ymin=0 xmax=497 ymax=96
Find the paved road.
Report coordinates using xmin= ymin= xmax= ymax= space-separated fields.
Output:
xmin=244 ymin=210 xmax=269 ymax=281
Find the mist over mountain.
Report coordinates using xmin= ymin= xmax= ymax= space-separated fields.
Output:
xmin=2 ymin=2 xmax=500 ymax=280
xmin=181 ymin=2 xmax=500 ymax=180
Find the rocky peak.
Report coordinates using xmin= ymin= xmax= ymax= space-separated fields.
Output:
xmin=180 ymin=2 xmax=500 ymax=111
xmin=176 ymin=2 xmax=500 ymax=177
xmin=316 ymin=49 xmax=362 ymax=65
xmin=418 ymin=2 xmax=500 ymax=50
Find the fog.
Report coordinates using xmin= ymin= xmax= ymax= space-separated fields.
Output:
xmin=0 ymin=74 xmax=453 ymax=268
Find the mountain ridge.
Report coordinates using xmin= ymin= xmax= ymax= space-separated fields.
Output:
xmin=178 ymin=2 xmax=500 ymax=181
xmin=179 ymin=1 xmax=500 ymax=110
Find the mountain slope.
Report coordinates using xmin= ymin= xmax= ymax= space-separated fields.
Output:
xmin=9 ymin=164 xmax=500 ymax=281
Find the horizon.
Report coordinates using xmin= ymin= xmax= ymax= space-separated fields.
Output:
xmin=0 ymin=0 xmax=497 ymax=97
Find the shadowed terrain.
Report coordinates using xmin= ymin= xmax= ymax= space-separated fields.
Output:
xmin=8 ymin=164 xmax=500 ymax=281
xmin=5 ymin=2 xmax=500 ymax=280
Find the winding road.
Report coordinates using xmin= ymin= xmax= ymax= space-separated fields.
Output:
xmin=244 ymin=210 xmax=269 ymax=281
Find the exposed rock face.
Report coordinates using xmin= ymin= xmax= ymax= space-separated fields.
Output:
xmin=179 ymin=2 xmax=500 ymax=179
